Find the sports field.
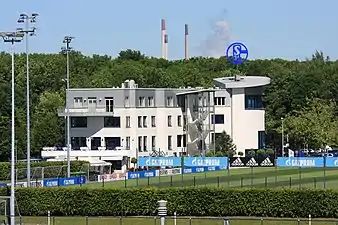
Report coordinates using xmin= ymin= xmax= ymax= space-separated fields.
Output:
xmin=10 ymin=216 xmax=338 ymax=225
xmin=81 ymin=167 xmax=338 ymax=189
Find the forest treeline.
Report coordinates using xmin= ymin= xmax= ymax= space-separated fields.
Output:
xmin=0 ymin=49 xmax=337 ymax=161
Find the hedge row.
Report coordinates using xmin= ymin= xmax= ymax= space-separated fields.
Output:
xmin=0 ymin=161 xmax=89 ymax=180
xmin=7 ymin=187 xmax=338 ymax=218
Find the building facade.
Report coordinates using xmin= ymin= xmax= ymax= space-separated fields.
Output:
xmin=41 ymin=76 xmax=270 ymax=168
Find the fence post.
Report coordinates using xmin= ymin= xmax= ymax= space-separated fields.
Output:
xmin=297 ymin=219 xmax=300 ymax=225
xmin=241 ymin=177 xmax=243 ymax=187
xmin=204 ymin=171 xmax=207 ymax=187
xmin=147 ymin=176 xmax=150 ymax=186
xmin=309 ymin=214 xmax=311 ymax=225
xmin=298 ymin=167 xmax=302 ymax=189
xmin=119 ymin=216 xmax=122 ymax=225
xmin=251 ymin=167 xmax=254 ymax=187
xmin=264 ymin=177 xmax=267 ymax=188
xmin=52 ymin=216 xmax=55 ymax=225
xmin=189 ymin=217 xmax=192 ymax=225
xmin=124 ymin=176 xmax=127 ymax=188
xmin=85 ymin=216 xmax=88 ymax=225
xmin=193 ymin=176 xmax=196 ymax=187
xmin=153 ymin=216 xmax=156 ymax=225
xmin=274 ymin=166 xmax=277 ymax=187
xmin=224 ymin=218 xmax=229 ymax=225
xmin=217 ymin=176 xmax=220 ymax=188
xmin=102 ymin=176 xmax=105 ymax=187
xmin=314 ymin=178 xmax=317 ymax=189
xmin=260 ymin=218 xmax=263 ymax=225
xmin=19 ymin=215 xmax=22 ymax=225
xmin=289 ymin=177 xmax=292 ymax=188
xmin=170 ymin=176 xmax=173 ymax=187
xmin=174 ymin=212 xmax=177 ymax=225
xmin=47 ymin=210 xmax=51 ymax=225
xmin=227 ymin=167 xmax=230 ymax=188
xmin=136 ymin=174 xmax=139 ymax=187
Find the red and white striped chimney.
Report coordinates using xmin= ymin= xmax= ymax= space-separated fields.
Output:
xmin=161 ymin=19 xmax=166 ymax=59
xmin=185 ymin=24 xmax=189 ymax=61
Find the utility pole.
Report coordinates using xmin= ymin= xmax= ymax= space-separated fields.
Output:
xmin=0 ymin=31 xmax=24 ymax=225
xmin=61 ymin=36 xmax=74 ymax=178
xmin=17 ymin=13 xmax=39 ymax=187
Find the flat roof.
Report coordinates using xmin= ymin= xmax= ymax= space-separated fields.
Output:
xmin=176 ymin=89 xmax=214 ymax=96
xmin=213 ymin=76 xmax=270 ymax=89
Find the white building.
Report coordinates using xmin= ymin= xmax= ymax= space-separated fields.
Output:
xmin=41 ymin=75 xmax=270 ymax=169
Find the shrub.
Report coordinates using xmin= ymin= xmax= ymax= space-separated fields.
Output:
xmin=0 ymin=161 xmax=88 ymax=181
xmin=10 ymin=187 xmax=338 ymax=218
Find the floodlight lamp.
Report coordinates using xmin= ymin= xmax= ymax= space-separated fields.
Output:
xmin=20 ymin=13 xmax=28 ymax=17
xmin=17 ymin=19 xmax=24 ymax=23
xmin=16 ymin=28 xmax=23 ymax=32
xmin=61 ymin=47 xmax=66 ymax=51
xmin=32 ymin=13 xmax=39 ymax=17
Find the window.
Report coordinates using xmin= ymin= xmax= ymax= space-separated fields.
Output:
xmin=167 ymin=96 xmax=173 ymax=107
xmin=211 ymin=114 xmax=225 ymax=124
xmin=245 ymin=95 xmax=263 ymax=109
xmin=88 ymin=97 xmax=97 ymax=105
xmin=126 ymin=116 xmax=131 ymax=128
xmin=168 ymin=115 xmax=172 ymax=127
xmin=125 ymin=96 xmax=130 ymax=107
xmin=177 ymin=135 xmax=182 ymax=147
xmin=126 ymin=136 xmax=131 ymax=150
xmin=168 ymin=136 xmax=172 ymax=150
xmin=143 ymin=116 xmax=147 ymax=127
xmin=148 ymin=97 xmax=154 ymax=107
xmin=151 ymin=116 xmax=156 ymax=127
xmin=214 ymin=97 xmax=226 ymax=106
xmin=152 ymin=136 xmax=156 ymax=150
xmin=143 ymin=136 xmax=147 ymax=151
xmin=71 ymin=117 xmax=87 ymax=128
xmin=105 ymin=97 xmax=114 ymax=112
xmin=104 ymin=117 xmax=120 ymax=128
xmin=138 ymin=116 xmax=142 ymax=128
xmin=177 ymin=115 xmax=182 ymax=127
xmin=138 ymin=136 xmax=142 ymax=151
xmin=139 ymin=97 xmax=145 ymax=107
xmin=71 ymin=137 xmax=86 ymax=150
xmin=74 ymin=97 xmax=83 ymax=107
xmin=258 ymin=131 xmax=266 ymax=149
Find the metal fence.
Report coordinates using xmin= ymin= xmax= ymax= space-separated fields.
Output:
xmin=10 ymin=215 xmax=338 ymax=225
xmin=98 ymin=167 xmax=338 ymax=190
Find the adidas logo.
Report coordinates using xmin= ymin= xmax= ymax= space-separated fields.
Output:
xmin=246 ymin=157 xmax=258 ymax=167
xmin=260 ymin=157 xmax=273 ymax=166
xmin=231 ymin=157 xmax=244 ymax=166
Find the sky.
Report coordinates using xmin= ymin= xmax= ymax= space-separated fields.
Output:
xmin=0 ymin=0 xmax=336 ymax=61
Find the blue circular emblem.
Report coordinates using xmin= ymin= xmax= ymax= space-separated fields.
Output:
xmin=226 ymin=42 xmax=249 ymax=65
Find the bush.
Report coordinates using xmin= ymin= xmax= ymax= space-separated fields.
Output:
xmin=0 ymin=161 xmax=88 ymax=181
xmin=10 ymin=187 xmax=338 ymax=218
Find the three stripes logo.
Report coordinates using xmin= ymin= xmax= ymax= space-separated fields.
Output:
xmin=245 ymin=157 xmax=258 ymax=167
xmin=231 ymin=157 xmax=244 ymax=167
xmin=260 ymin=157 xmax=274 ymax=166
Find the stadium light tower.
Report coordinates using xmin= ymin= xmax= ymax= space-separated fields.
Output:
xmin=0 ymin=31 xmax=24 ymax=225
xmin=61 ymin=36 xmax=74 ymax=178
xmin=17 ymin=13 xmax=39 ymax=187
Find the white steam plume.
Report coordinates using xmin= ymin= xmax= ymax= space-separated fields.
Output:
xmin=199 ymin=10 xmax=232 ymax=58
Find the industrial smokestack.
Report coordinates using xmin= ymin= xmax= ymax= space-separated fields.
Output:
xmin=164 ymin=34 xmax=168 ymax=60
xmin=185 ymin=24 xmax=189 ymax=60
xmin=161 ymin=19 xmax=166 ymax=59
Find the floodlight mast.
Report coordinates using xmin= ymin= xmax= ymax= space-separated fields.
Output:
xmin=17 ymin=13 xmax=39 ymax=188
xmin=61 ymin=36 xmax=74 ymax=178
xmin=0 ymin=31 xmax=24 ymax=225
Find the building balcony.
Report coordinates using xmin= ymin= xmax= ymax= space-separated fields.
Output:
xmin=57 ymin=106 xmax=114 ymax=117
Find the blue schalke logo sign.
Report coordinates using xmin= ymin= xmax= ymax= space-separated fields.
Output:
xmin=226 ymin=42 xmax=249 ymax=65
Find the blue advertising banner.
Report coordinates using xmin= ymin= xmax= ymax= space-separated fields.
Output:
xmin=127 ymin=170 xmax=157 ymax=180
xmin=184 ymin=157 xmax=228 ymax=168
xmin=43 ymin=176 xmax=86 ymax=187
xmin=182 ymin=166 xmax=227 ymax=174
xmin=277 ymin=157 xmax=324 ymax=167
xmin=0 ymin=183 xmax=7 ymax=187
xmin=324 ymin=157 xmax=338 ymax=167
xmin=138 ymin=157 xmax=181 ymax=167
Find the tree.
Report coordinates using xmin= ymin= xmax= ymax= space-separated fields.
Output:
xmin=283 ymin=98 xmax=338 ymax=149
xmin=131 ymin=157 xmax=137 ymax=168
xmin=213 ymin=131 xmax=236 ymax=157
